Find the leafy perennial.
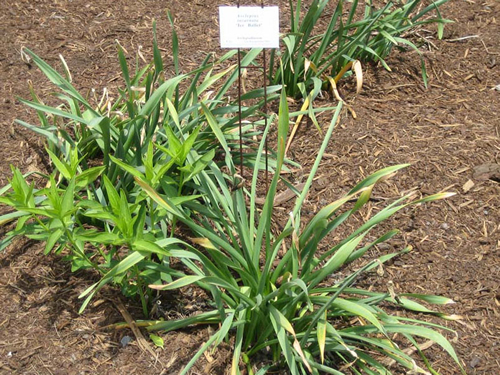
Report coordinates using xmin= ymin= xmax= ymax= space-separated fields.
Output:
xmin=136 ymin=89 xmax=464 ymax=375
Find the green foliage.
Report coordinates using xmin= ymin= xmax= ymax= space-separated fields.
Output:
xmin=0 ymin=14 xmax=463 ymax=375
xmin=1 ymin=28 xmax=280 ymax=316
xmin=271 ymin=0 xmax=452 ymax=97
xmin=137 ymin=91 xmax=463 ymax=374
xmin=149 ymin=334 xmax=165 ymax=348
xmin=18 ymin=45 xmax=279 ymax=182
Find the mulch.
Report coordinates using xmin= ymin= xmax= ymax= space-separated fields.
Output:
xmin=0 ymin=0 xmax=499 ymax=374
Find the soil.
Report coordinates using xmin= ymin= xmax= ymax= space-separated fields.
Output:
xmin=0 ymin=0 xmax=499 ymax=374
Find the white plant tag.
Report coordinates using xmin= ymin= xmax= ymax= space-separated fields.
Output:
xmin=219 ymin=6 xmax=279 ymax=49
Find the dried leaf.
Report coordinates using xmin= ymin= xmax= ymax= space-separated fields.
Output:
xmin=293 ymin=339 xmax=313 ymax=373
xmin=353 ymin=60 xmax=363 ymax=93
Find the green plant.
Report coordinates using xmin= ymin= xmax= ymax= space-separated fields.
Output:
xmin=0 ymin=14 xmax=463 ymax=374
xmin=134 ymin=89 xmax=463 ymax=374
xmin=0 ymin=22 xmax=285 ymax=316
xmin=271 ymin=0 xmax=451 ymax=99
xmin=18 ymin=42 xmax=280 ymax=186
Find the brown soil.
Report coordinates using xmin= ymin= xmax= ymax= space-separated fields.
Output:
xmin=0 ymin=0 xmax=499 ymax=374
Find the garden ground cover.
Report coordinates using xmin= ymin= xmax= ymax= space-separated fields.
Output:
xmin=0 ymin=0 xmax=498 ymax=374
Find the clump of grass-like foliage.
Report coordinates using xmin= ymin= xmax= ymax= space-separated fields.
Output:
xmin=134 ymin=90 xmax=464 ymax=374
xmin=271 ymin=0 xmax=451 ymax=99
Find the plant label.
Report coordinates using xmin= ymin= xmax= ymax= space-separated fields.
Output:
xmin=219 ymin=6 xmax=279 ymax=49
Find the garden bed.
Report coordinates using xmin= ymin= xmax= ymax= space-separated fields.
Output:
xmin=0 ymin=0 xmax=498 ymax=374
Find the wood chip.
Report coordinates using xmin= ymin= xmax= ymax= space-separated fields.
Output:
xmin=453 ymin=167 xmax=470 ymax=174
xmin=473 ymin=163 xmax=500 ymax=181
xmin=255 ymin=182 xmax=306 ymax=206
xmin=463 ymin=179 xmax=475 ymax=193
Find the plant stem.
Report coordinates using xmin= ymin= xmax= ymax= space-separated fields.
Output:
xmin=170 ymin=173 xmax=184 ymax=237
xmin=64 ymin=227 xmax=102 ymax=273
xmin=134 ymin=265 xmax=149 ymax=318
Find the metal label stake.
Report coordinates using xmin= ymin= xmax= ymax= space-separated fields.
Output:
xmin=220 ymin=1 xmax=279 ymax=191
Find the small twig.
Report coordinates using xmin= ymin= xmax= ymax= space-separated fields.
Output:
xmin=113 ymin=299 xmax=159 ymax=362
xmin=383 ymin=340 xmax=435 ymax=368
xmin=481 ymin=39 xmax=500 ymax=55
xmin=444 ymin=35 xmax=479 ymax=42
xmin=20 ymin=346 xmax=43 ymax=361
xmin=415 ymin=32 xmax=439 ymax=51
